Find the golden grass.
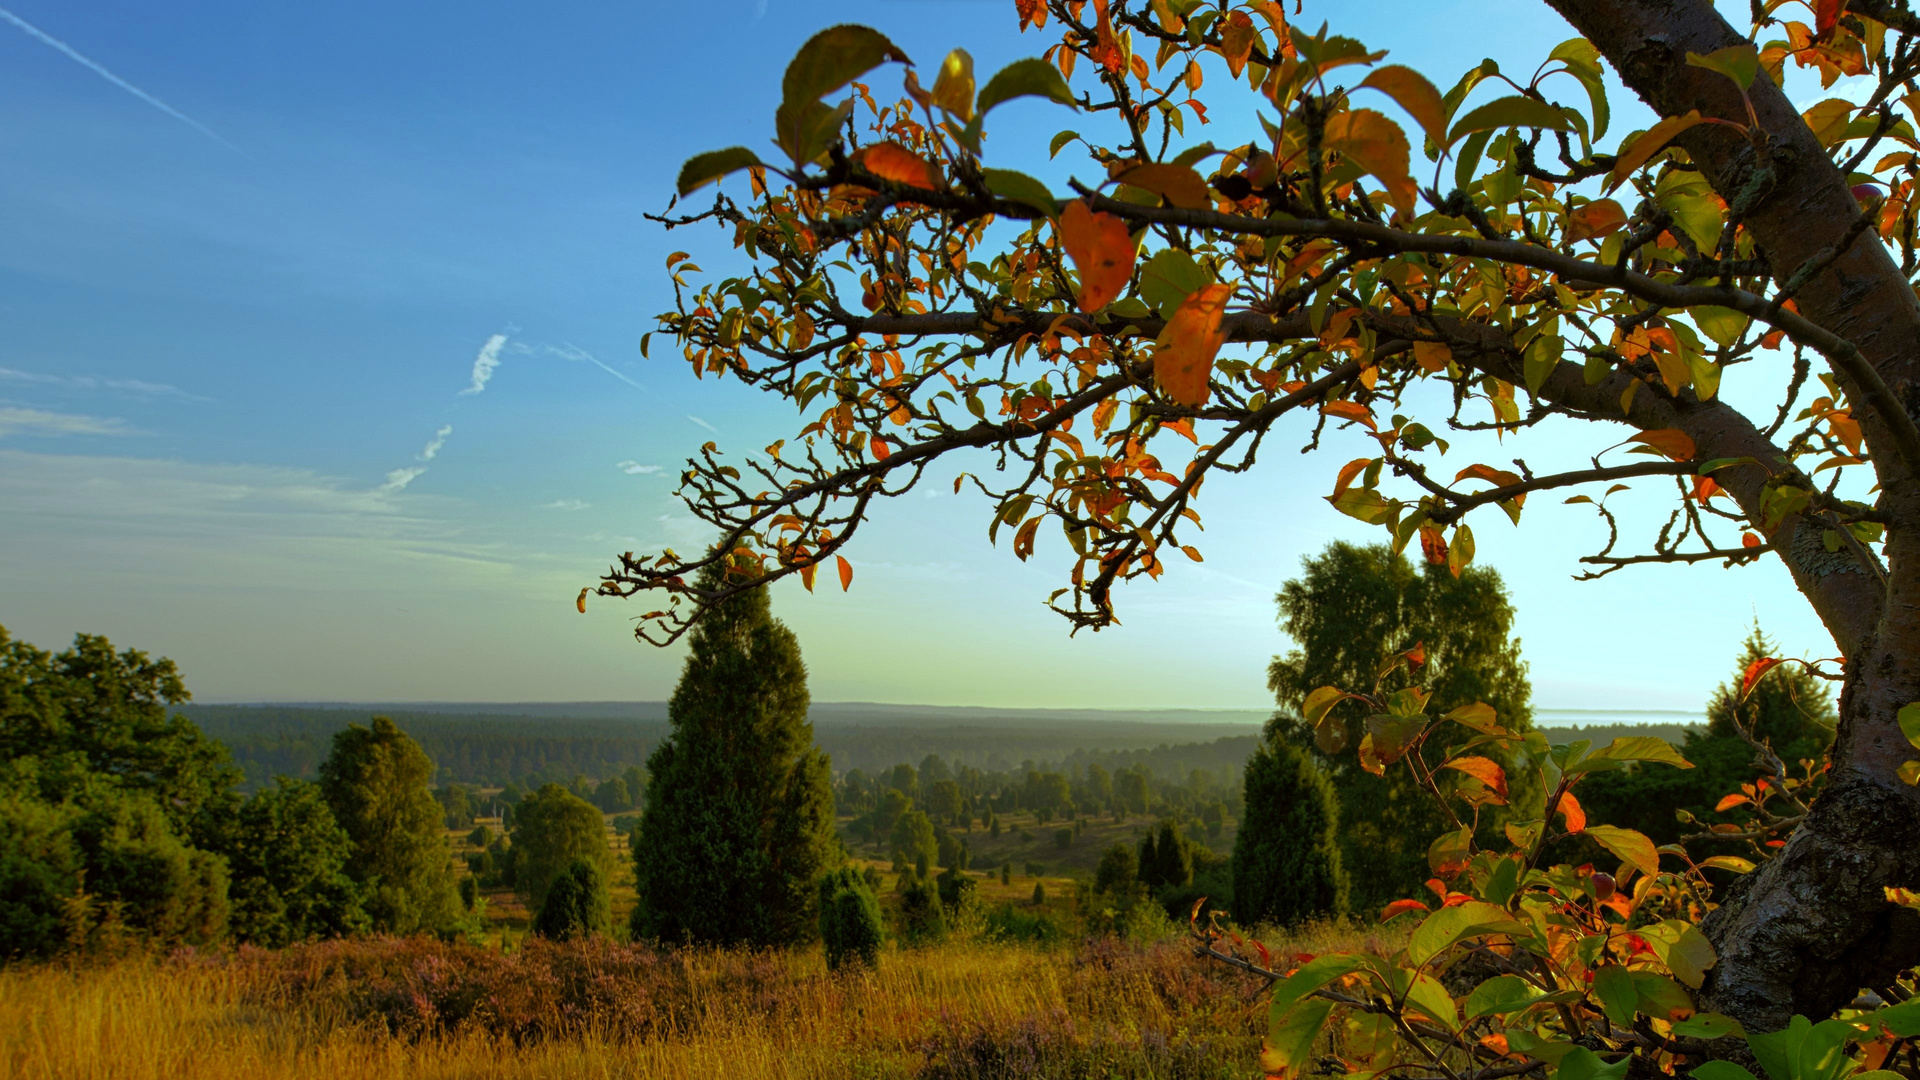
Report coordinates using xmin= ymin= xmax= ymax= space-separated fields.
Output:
xmin=0 ymin=941 xmax=1177 ymax=1079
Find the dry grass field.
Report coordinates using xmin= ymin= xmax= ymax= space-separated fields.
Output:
xmin=0 ymin=916 xmax=1383 ymax=1080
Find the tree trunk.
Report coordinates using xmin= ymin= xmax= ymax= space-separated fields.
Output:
xmin=1546 ymin=0 xmax=1920 ymax=1032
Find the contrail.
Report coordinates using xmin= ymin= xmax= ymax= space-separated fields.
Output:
xmin=0 ymin=6 xmax=245 ymax=155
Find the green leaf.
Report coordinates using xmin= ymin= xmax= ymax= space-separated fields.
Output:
xmin=1525 ymin=333 xmax=1562 ymax=394
xmin=1048 ymin=129 xmax=1082 ymax=159
xmin=1750 ymin=1015 xmax=1859 ymax=1080
xmin=1687 ymin=308 xmax=1749 ymax=352
xmin=1464 ymin=974 xmax=1549 ymax=1019
xmin=1585 ymin=824 xmax=1661 ymax=878
xmin=1264 ymin=997 xmax=1334 ymax=1074
xmin=1571 ymin=735 xmax=1694 ymax=772
xmin=1139 ymin=248 xmax=1213 ymax=319
xmin=1592 ymin=964 xmax=1637 ymax=1028
xmin=1448 ymin=95 xmax=1577 ymax=142
xmin=775 ymin=97 xmax=854 ymax=167
xmin=1549 ymin=38 xmax=1610 ymax=140
xmin=1672 ymin=1013 xmax=1747 ymax=1040
xmin=1664 ymin=924 xmax=1717 ymax=989
xmin=1898 ymin=702 xmax=1920 ymax=751
xmin=1482 ymin=855 xmax=1522 ymax=906
xmin=781 ymin=24 xmax=910 ymax=111
xmin=1303 ymin=686 xmax=1347 ymax=729
xmin=1556 ymin=1045 xmax=1631 ymax=1080
xmin=1632 ymin=970 xmax=1695 ymax=1020
xmin=1406 ymin=899 xmax=1527 ymax=966
xmin=1269 ymin=953 xmax=1365 ymax=1015
xmin=1403 ymin=970 xmax=1459 ymax=1029
xmin=1871 ymin=996 xmax=1920 ymax=1037
xmin=1686 ymin=45 xmax=1760 ymax=91
xmin=676 ymin=147 xmax=766 ymax=196
xmin=977 ymin=57 xmax=1077 ymax=115
xmin=1329 ymin=487 xmax=1391 ymax=523
xmin=982 ymin=169 xmax=1059 ymax=218
xmin=1691 ymin=1063 xmax=1762 ymax=1080
xmin=1454 ymin=129 xmax=1493 ymax=189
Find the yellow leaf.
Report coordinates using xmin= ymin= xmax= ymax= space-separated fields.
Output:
xmin=1219 ymin=11 xmax=1256 ymax=78
xmin=1413 ymin=340 xmax=1451 ymax=372
xmin=931 ymin=48 xmax=976 ymax=121
xmin=1154 ymin=282 xmax=1232 ymax=407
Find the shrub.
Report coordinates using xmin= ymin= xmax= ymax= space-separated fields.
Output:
xmin=817 ymin=868 xmax=883 ymax=971
xmin=1232 ymin=736 xmax=1348 ymax=928
xmin=1053 ymin=827 xmax=1073 ymax=849
xmin=898 ymin=875 xmax=947 ymax=945
xmin=531 ymin=858 xmax=610 ymax=941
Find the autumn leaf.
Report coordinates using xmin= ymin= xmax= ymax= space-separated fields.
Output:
xmin=1625 ymin=428 xmax=1697 ymax=461
xmin=1332 ymin=457 xmax=1371 ymax=501
xmin=1114 ymin=162 xmax=1212 ymax=210
xmin=1567 ymin=198 xmax=1628 ymax=242
xmin=1455 ymin=463 xmax=1522 ymax=489
xmin=1445 ymin=756 xmax=1509 ymax=798
xmin=576 ymin=587 xmax=590 ymax=614
xmin=859 ymin=143 xmax=937 ymax=189
xmin=1419 ymin=524 xmax=1447 ymax=566
xmin=1357 ymin=65 xmax=1447 ymax=150
xmin=1558 ymin=789 xmax=1587 ymax=834
xmin=1155 ymin=282 xmax=1233 ymax=407
xmin=836 ymin=554 xmax=854 ymax=591
xmin=1413 ymin=341 xmax=1451 ymax=373
xmin=1321 ymin=400 xmax=1377 ymax=429
xmin=1220 ymin=11 xmax=1256 ymax=78
xmin=1741 ymin=656 xmax=1783 ymax=698
xmin=1058 ymin=199 xmax=1136 ymax=311
xmin=1323 ymin=108 xmax=1416 ymax=217
xmin=1607 ymin=111 xmax=1710 ymax=193
xmin=931 ymin=48 xmax=976 ymax=121
xmin=1380 ymin=898 xmax=1430 ymax=922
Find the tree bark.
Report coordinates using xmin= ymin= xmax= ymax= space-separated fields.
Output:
xmin=1547 ymin=0 xmax=1920 ymax=1032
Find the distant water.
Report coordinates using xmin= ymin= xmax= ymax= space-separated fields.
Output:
xmin=1534 ymin=707 xmax=1705 ymax=729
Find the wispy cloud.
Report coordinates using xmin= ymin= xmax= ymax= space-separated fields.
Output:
xmin=0 ymin=6 xmax=245 ymax=156
xmin=616 ymin=460 xmax=662 ymax=475
xmin=458 ymin=334 xmax=508 ymax=396
xmin=419 ymin=424 xmax=452 ymax=461
xmin=542 ymin=498 xmax=590 ymax=511
xmin=0 ymin=366 xmax=200 ymax=400
xmin=378 ymin=466 xmax=427 ymax=493
xmin=541 ymin=342 xmax=649 ymax=394
xmin=0 ymin=405 xmax=133 ymax=437
xmin=687 ymin=414 xmax=719 ymax=434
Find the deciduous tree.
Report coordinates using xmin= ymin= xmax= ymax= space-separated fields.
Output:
xmin=599 ymin=0 xmax=1920 ymax=1030
xmin=318 ymin=716 xmax=460 ymax=935
xmin=512 ymin=783 xmax=612 ymax=910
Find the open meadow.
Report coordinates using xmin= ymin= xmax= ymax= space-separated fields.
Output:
xmin=0 ymin=922 xmax=1382 ymax=1080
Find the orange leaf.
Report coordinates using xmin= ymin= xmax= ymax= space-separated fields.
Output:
xmin=1114 ymin=162 xmax=1212 ymax=210
xmin=1332 ymin=457 xmax=1371 ymax=501
xmin=576 ymin=587 xmax=590 ymax=614
xmin=1154 ymin=282 xmax=1232 ymax=407
xmin=1059 ymin=199 xmax=1136 ymax=312
xmin=1418 ymin=524 xmax=1447 ymax=566
xmin=1219 ymin=11 xmax=1256 ymax=77
xmin=1455 ymin=463 xmax=1522 ymax=489
xmin=1607 ymin=111 xmax=1711 ymax=193
xmin=859 ymin=143 xmax=937 ymax=189
xmin=1405 ymin=641 xmax=1426 ymax=667
xmin=1323 ymin=108 xmax=1415 ymax=217
xmin=1715 ymin=793 xmax=1752 ymax=812
xmin=1815 ymin=0 xmax=1844 ymax=38
xmin=1357 ymin=65 xmax=1447 ymax=149
xmin=1558 ymin=790 xmax=1587 ymax=834
xmin=836 ymin=554 xmax=853 ymax=591
xmin=1320 ymin=400 xmax=1377 ymax=429
xmin=1444 ymin=756 xmax=1509 ymax=798
xmin=1627 ymin=428 xmax=1697 ymax=461
xmin=1412 ymin=340 xmax=1451 ymax=373
xmin=1479 ymin=1034 xmax=1512 ymax=1058
xmin=1091 ymin=0 xmax=1124 ymax=73
xmin=1379 ymin=898 xmax=1429 ymax=922
xmin=800 ymin=561 xmax=818 ymax=592
xmin=1013 ymin=516 xmax=1041 ymax=560
xmin=1742 ymin=656 xmax=1783 ymax=698
xmin=1742 ymin=531 xmax=1763 ymax=548
xmin=1567 ymin=198 xmax=1628 ymax=242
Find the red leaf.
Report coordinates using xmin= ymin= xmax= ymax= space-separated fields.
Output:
xmin=1742 ymin=657 xmax=1783 ymax=698
xmin=1815 ymin=0 xmax=1846 ymax=39
xmin=1379 ymin=898 xmax=1429 ymax=922
xmin=1715 ymin=793 xmax=1751 ymax=812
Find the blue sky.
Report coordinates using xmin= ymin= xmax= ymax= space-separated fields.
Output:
xmin=0 ymin=0 xmax=1852 ymax=710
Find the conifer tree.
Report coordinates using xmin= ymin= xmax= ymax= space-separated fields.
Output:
xmin=1233 ymin=737 xmax=1350 ymax=928
xmin=628 ymin=555 xmax=835 ymax=947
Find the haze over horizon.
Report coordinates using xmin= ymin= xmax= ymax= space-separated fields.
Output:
xmin=0 ymin=0 xmax=1850 ymax=712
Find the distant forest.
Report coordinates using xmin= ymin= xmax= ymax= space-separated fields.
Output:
xmin=180 ymin=702 xmax=1697 ymax=793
